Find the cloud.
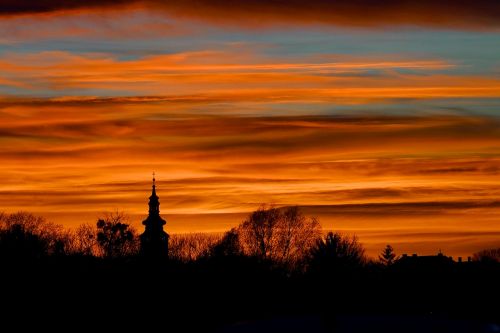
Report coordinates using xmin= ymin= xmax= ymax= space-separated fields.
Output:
xmin=2 ymin=1 xmax=500 ymax=30
xmin=300 ymin=201 xmax=500 ymax=216
xmin=4 ymin=50 xmax=500 ymax=101
xmin=0 ymin=9 xmax=185 ymax=42
xmin=2 ymin=107 xmax=500 ymax=208
xmin=0 ymin=0 xmax=129 ymax=15
xmin=2 ymin=91 xmax=500 ymax=258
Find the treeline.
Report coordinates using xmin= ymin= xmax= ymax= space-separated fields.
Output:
xmin=0 ymin=206 xmax=332 ymax=269
xmin=1 ymin=206 xmax=498 ymax=268
xmin=1 ymin=207 xmax=500 ymax=332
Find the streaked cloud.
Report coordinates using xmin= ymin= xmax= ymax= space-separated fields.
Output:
xmin=4 ymin=50 xmax=500 ymax=102
xmin=2 ymin=107 xmax=500 ymax=257
xmin=1 ymin=1 xmax=500 ymax=259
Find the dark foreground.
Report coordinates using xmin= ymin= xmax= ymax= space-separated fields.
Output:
xmin=2 ymin=256 xmax=499 ymax=332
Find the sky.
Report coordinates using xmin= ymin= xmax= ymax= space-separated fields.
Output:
xmin=1 ymin=1 xmax=500 ymax=257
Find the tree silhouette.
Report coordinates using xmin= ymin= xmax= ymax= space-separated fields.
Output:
xmin=473 ymin=248 xmax=500 ymax=263
xmin=237 ymin=205 xmax=321 ymax=267
xmin=379 ymin=244 xmax=397 ymax=266
xmin=96 ymin=212 xmax=138 ymax=258
xmin=308 ymin=231 xmax=366 ymax=274
xmin=210 ymin=228 xmax=242 ymax=258
xmin=74 ymin=223 xmax=98 ymax=256
xmin=169 ymin=232 xmax=221 ymax=262
xmin=0 ymin=212 xmax=64 ymax=259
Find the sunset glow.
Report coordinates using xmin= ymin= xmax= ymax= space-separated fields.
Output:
xmin=1 ymin=1 xmax=500 ymax=257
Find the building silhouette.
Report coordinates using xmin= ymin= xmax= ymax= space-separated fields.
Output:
xmin=396 ymin=252 xmax=455 ymax=267
xmin=140 ymin=175 xmax=169 ymax=258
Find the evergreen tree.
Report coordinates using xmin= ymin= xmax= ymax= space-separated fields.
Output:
xmin=379 ymin=244 xmax=397 ymax=266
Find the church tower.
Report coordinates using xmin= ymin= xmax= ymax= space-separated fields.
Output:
xmin=140 ymin=174 xmax=169 ymax=258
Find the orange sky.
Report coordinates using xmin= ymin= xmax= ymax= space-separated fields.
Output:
xmin=1 ymin=3 xmax=500 ymax=258
xmin=2 ymin=100 xmax=500 ymax=257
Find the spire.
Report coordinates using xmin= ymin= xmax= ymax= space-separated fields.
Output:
xmin=140 ymin=172 xmax=169 ymax=257
xmin=148 ymin=172 xmax=160 ymax=216
xmin=151 ymin=171 xmax=157 ymax=197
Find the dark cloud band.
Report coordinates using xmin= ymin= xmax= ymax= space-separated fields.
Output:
xmin=2 ymin=0 xmax=500 ymax=29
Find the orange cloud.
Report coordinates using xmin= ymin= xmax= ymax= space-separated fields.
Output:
xmin=2 ymin=107 xmax=500 ymax=257
xmin=3 ymin=50 xmax=500 ymax=101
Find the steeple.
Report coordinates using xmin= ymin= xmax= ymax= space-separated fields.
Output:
xmin=140 ymin=173 xmax=169 ymax=258
xmin=148 ymin=172 xmax=160 ymax=216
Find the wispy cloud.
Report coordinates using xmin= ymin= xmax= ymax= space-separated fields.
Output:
xmin=0 ymin=10 xmax=185 ymax=42
xmin=4 ymin=50 xmax=500 ymax=101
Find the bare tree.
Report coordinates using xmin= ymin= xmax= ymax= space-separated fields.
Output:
xmin=0 ymin=212 xmax=66 ymax=257
xmin=169 ymin=233 xmax=222 ymax=262
xmin=74 ymin=223 xmax=98 ymax=256
xmin=237 ymin=205 xmax=322 ymax=267
xmin=53 ymin=229 xmax=78 ymax=255
xmin=238 ymin=205 xmax=281 ymax=260
xmin=473 ymin=248 xmax=500 ymax=263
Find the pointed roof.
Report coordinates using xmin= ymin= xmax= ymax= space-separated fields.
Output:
xmin=150 ymin=173 xmax=158 ymax=200
xmin=148 ymin=173 xmax=160 ymax=216
xmin=140 ymin=173 xmax=169 ymax=257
